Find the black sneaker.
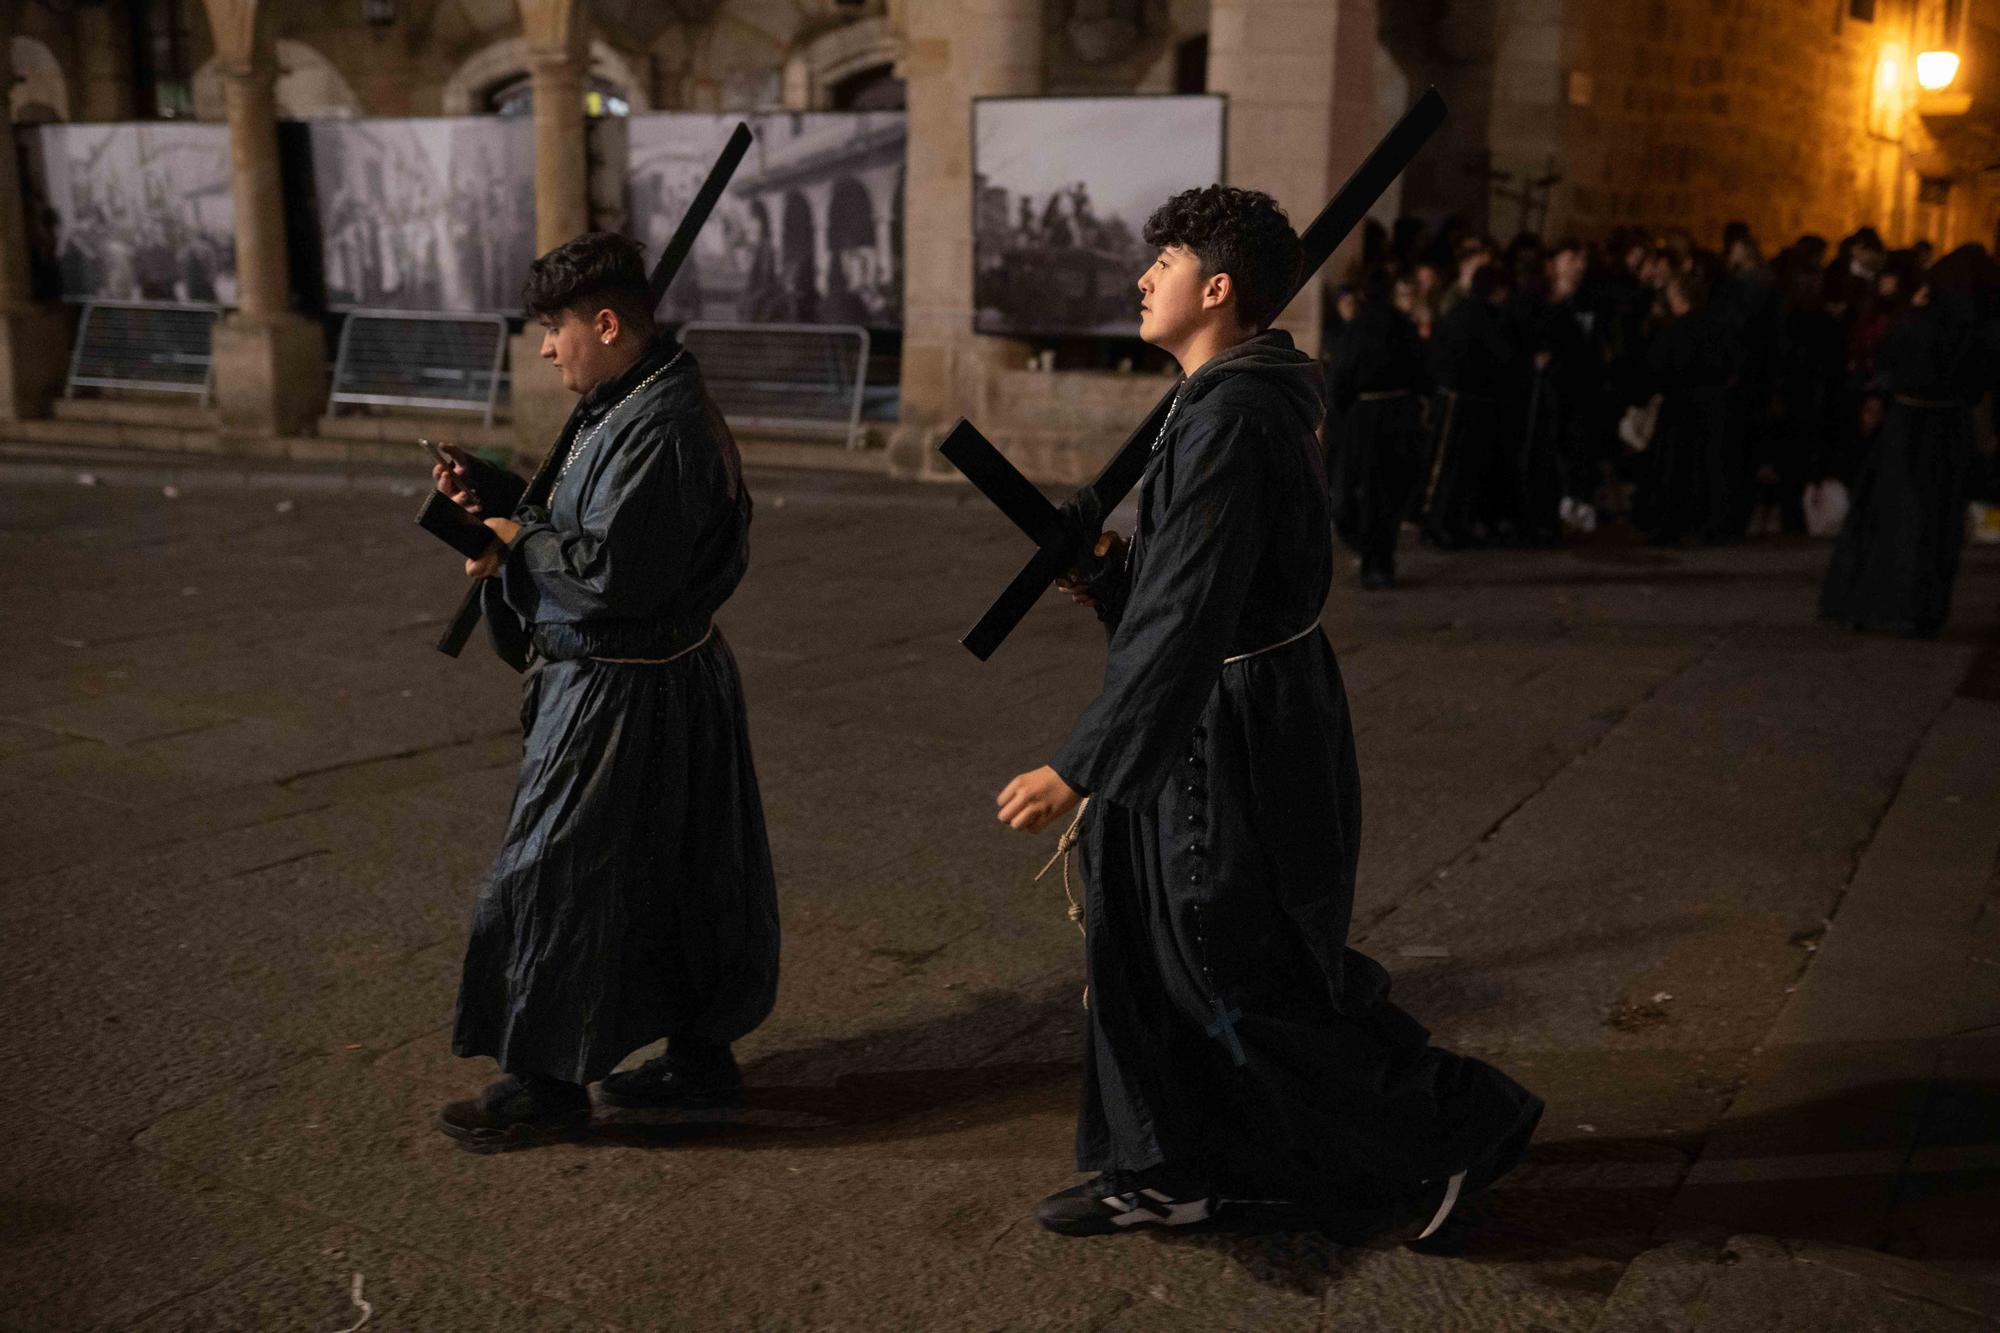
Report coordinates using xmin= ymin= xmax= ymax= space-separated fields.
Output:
xmin=596 ymin=1053 xmax=746 ymax=1113
xmin=1034 ymin=1166 xmax=1217 ymax=1236
xmin=438 ymin=1075 xmax=592 ymax=1154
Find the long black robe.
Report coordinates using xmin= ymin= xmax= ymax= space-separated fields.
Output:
xmin=1819 ymin=295 xmax=1988 ymax=634
xmin=1051 ymin=332 xmax=1542 ymax=1209
xmin=1324 ymin=301 xmax=1428 ymax=579
xmin=453 ymin=339 xmax=781 ymax=1084
xmin=1636 ymin=310 xmax=1735 ymax=544
xmin=1421 ymin=297 xmax=1512 ymax=548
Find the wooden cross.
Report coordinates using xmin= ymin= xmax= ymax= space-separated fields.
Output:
xmin=936 ymin=90 xmax=1449 ymax=661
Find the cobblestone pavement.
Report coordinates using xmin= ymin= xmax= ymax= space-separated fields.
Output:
xmin=2 ymin=456 xmax=1996 ymax=1331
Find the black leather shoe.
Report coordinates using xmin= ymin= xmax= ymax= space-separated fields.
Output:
xmin=438 ymin=1076 xmax=591 ymax=1154
xmin=597 ymin=1054 xmax=745 ymax=1112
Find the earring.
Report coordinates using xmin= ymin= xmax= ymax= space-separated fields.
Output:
xmin=601 ymin=336 xmax=612 ymax=345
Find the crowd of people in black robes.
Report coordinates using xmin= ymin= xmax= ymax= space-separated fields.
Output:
xmin=1319 ymin=218 xmax=2000 ymax=634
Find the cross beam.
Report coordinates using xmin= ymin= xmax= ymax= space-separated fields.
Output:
xmin=938 ymin=89 xmax=1449 ymax=661
xmin=435 ymin=120 xmax=756 ymax=659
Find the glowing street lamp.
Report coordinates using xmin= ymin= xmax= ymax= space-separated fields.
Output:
xmin=1916 ymin=51 xmax=1961 ymax=92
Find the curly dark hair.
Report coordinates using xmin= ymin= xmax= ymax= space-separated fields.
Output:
xmin=1142 ymin=185 xmax=1300 ymax=332
xmin=521 ymin=231 xmax=656 ymax=331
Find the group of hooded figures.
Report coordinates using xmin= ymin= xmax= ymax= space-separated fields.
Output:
xmin=1321 ymin=222 xmax=2000 ymax=637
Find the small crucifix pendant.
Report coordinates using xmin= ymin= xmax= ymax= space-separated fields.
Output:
xmin=1206 ymin=1001 xmax=1247 ymax=1067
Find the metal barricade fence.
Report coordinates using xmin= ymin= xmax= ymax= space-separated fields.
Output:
xmin=327 ymin=310 xmax=510 ymax=425
xmin=65 ymin=300 xmax=223 ymax=404
xmin=678 ymin=323 xmax=871 ymax=449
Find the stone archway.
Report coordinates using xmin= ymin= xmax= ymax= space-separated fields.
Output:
xmin=8 ymin=36 xmax=69 ymax=123
xmin=191 ymin=39 xmax=361 ymax=120
xmin=440 ymin=36 xmax=652 ymax=116
xmin=783 ymin=15 xmax=902 ymax=111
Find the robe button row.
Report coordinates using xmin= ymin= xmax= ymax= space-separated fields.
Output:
xmin=1184 ymin=783 xmax=1207 ymax=801
xmin=1184 ymin=809 xmax=1206 ymax=828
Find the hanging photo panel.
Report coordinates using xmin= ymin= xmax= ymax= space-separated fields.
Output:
xmin=973 ymin=95 xmax=1226 ymax=338
xmin=20 ymin=122 xmax=237 ymax=305
xmin=625 ymin=112 xmax=906 ymax=328
xmin=304 ymin=116 xmax=536 ymax=314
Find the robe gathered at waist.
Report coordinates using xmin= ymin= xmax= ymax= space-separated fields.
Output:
xmin=530 ymin=614 xmax=718 ymax=663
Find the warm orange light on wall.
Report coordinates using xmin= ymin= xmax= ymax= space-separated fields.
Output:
xmin=1876 ymin=47 xmax=1905 ymax=99
xmin=1916 ymin=50 xmax=1962 ymax=91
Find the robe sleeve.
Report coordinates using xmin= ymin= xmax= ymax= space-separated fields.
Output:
xmin=1050 ymin=413 xmax=1265 ymax=807
xmin=497 ymin=418 xmax=717 ymax=626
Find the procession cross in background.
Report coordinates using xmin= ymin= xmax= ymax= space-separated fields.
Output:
xmin=433 ymin=121 xmax=755 ymax=659
xmin=937 ymin=89 xmax=1449 ymax=661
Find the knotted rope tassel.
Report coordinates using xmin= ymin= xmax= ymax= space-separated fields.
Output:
xmin=1034 ymin=798 xmax=1091 ymax=1008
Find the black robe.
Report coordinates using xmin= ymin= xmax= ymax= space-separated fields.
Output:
xmin=1636 ymin=310 xmax=1735 ymax=544
xmin=453 ymin=339 xmax=781 ymax=1084
xmin=1421 ymin=297 xmax=1512 ymax=548
xmin=1052 ymin=332 xmax=1542 ymax=1208
xmin=1324 ymin=301 xmax=1428 ymax=579
xmin=1819 ymin=296 xmax=1988 ymax=634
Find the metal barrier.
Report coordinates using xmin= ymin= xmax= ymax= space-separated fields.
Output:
xmin=65 ymin=300 xmax=223 ymax=404
xmin=678 ymin=322 xmax=871 ymax=449
xmin=327 ymin=310 xmax=510 ymax=425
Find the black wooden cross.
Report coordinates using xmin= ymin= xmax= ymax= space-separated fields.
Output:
xmin=938 ymin=89 xmax=1449 ymax=661
xmin=434 ymin=120 xmax=755 ymax=659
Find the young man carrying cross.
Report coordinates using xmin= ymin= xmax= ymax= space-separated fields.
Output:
xmin=996 ymin=187 xmax=1542 ymax=1242
xmin=433 ymin=233 xmax=779 ymax=1150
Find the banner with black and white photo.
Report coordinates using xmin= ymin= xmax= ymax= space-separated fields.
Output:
xmin=624 ymin=112 xmax=905 ymax=328
xmin=303 ymin=116 xmax=536 ymax=314
xmin=19 ymin=122 xmax=237 ymax=305
xmin=972 ymin=95 xmax=1226 ymax=338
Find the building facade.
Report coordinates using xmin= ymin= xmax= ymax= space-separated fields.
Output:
xmin=3 ymin=0 xmax=1997 ymax=479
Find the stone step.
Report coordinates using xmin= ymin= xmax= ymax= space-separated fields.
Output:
xmin=53 ymin=397 xmax=221 ymax=428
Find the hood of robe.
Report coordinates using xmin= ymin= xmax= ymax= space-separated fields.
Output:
xmin=1177 ymin=328 xmax=1326 ymax=436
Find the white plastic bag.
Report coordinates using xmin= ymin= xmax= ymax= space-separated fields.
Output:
xmin=1618 ymin=395 xmax=1662 ymax=453
xmin=1803 ymin=479 xmax=1850 ymax=538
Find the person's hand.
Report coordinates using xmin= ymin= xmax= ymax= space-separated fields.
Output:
xmin=463 ymin=518 xmax=520 ymax=579
xmin=432 ymin=444 xmax=482 ymax=515
xmin=997 ymin=765 xmax=1081 ymax=834
xmin=465 ymin=543 xmax=503 ymax=579
xmin=1056 ymin=531 xmax=1126 ymax=608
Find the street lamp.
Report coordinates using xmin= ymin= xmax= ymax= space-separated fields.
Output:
xmin=1916 ymin=51 xmax=1961 ymax=92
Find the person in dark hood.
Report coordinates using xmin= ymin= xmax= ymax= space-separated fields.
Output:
xmin=1821 ymin=244 xmax=2000 ymax=637
xmin=994 ymin=185 xmax=1541 ymax=1246
xmin=1636 ymin=267 xmax=1736 ymax=544
xmin=1420 ymin=261 xmax=1515 ymax=548
xmin=430 ymin=233 xmax=780 ymax=1151
xmin=1325 ymin=264 xmax=1429 ymax=587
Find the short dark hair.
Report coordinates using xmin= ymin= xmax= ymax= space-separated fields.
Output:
xmin=1142 ymin=185 xmax=1301 ymax=331
xmin=522 ymin=231 xmax=656 ymax=331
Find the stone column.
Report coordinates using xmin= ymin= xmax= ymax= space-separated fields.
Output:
xmin=0 ymin=19 xmax=78 ymax=421
xmin=204 ymin=1 xmax=327 ymax=440
xmin=888 ymin=0 xmax=1042 ymax=478
xmin=529 ymin=47 xmax=590 ymax=251
xmin=510 ymin=0 xmax=592 ymax=459
xmin=1210 ymin=0 xmax=1368 ymax=358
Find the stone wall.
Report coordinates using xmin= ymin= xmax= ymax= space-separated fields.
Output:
xmin=1560 ymin=0 xmax=1968 ymax=248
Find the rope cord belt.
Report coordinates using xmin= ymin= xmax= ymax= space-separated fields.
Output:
xmin=1355 ymin=389 xmax=1413 ymax=401
xmin=1894 ymin=394 xmax=1960 ymax=409
xmin=588 ymin=623 xmax=715 ymax=665
xmin=1222 ymin=622 xmax=1319 ymax=665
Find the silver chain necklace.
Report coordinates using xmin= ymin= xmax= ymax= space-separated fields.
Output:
xmin=552 ymin=347 xmax=685 ymax=500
